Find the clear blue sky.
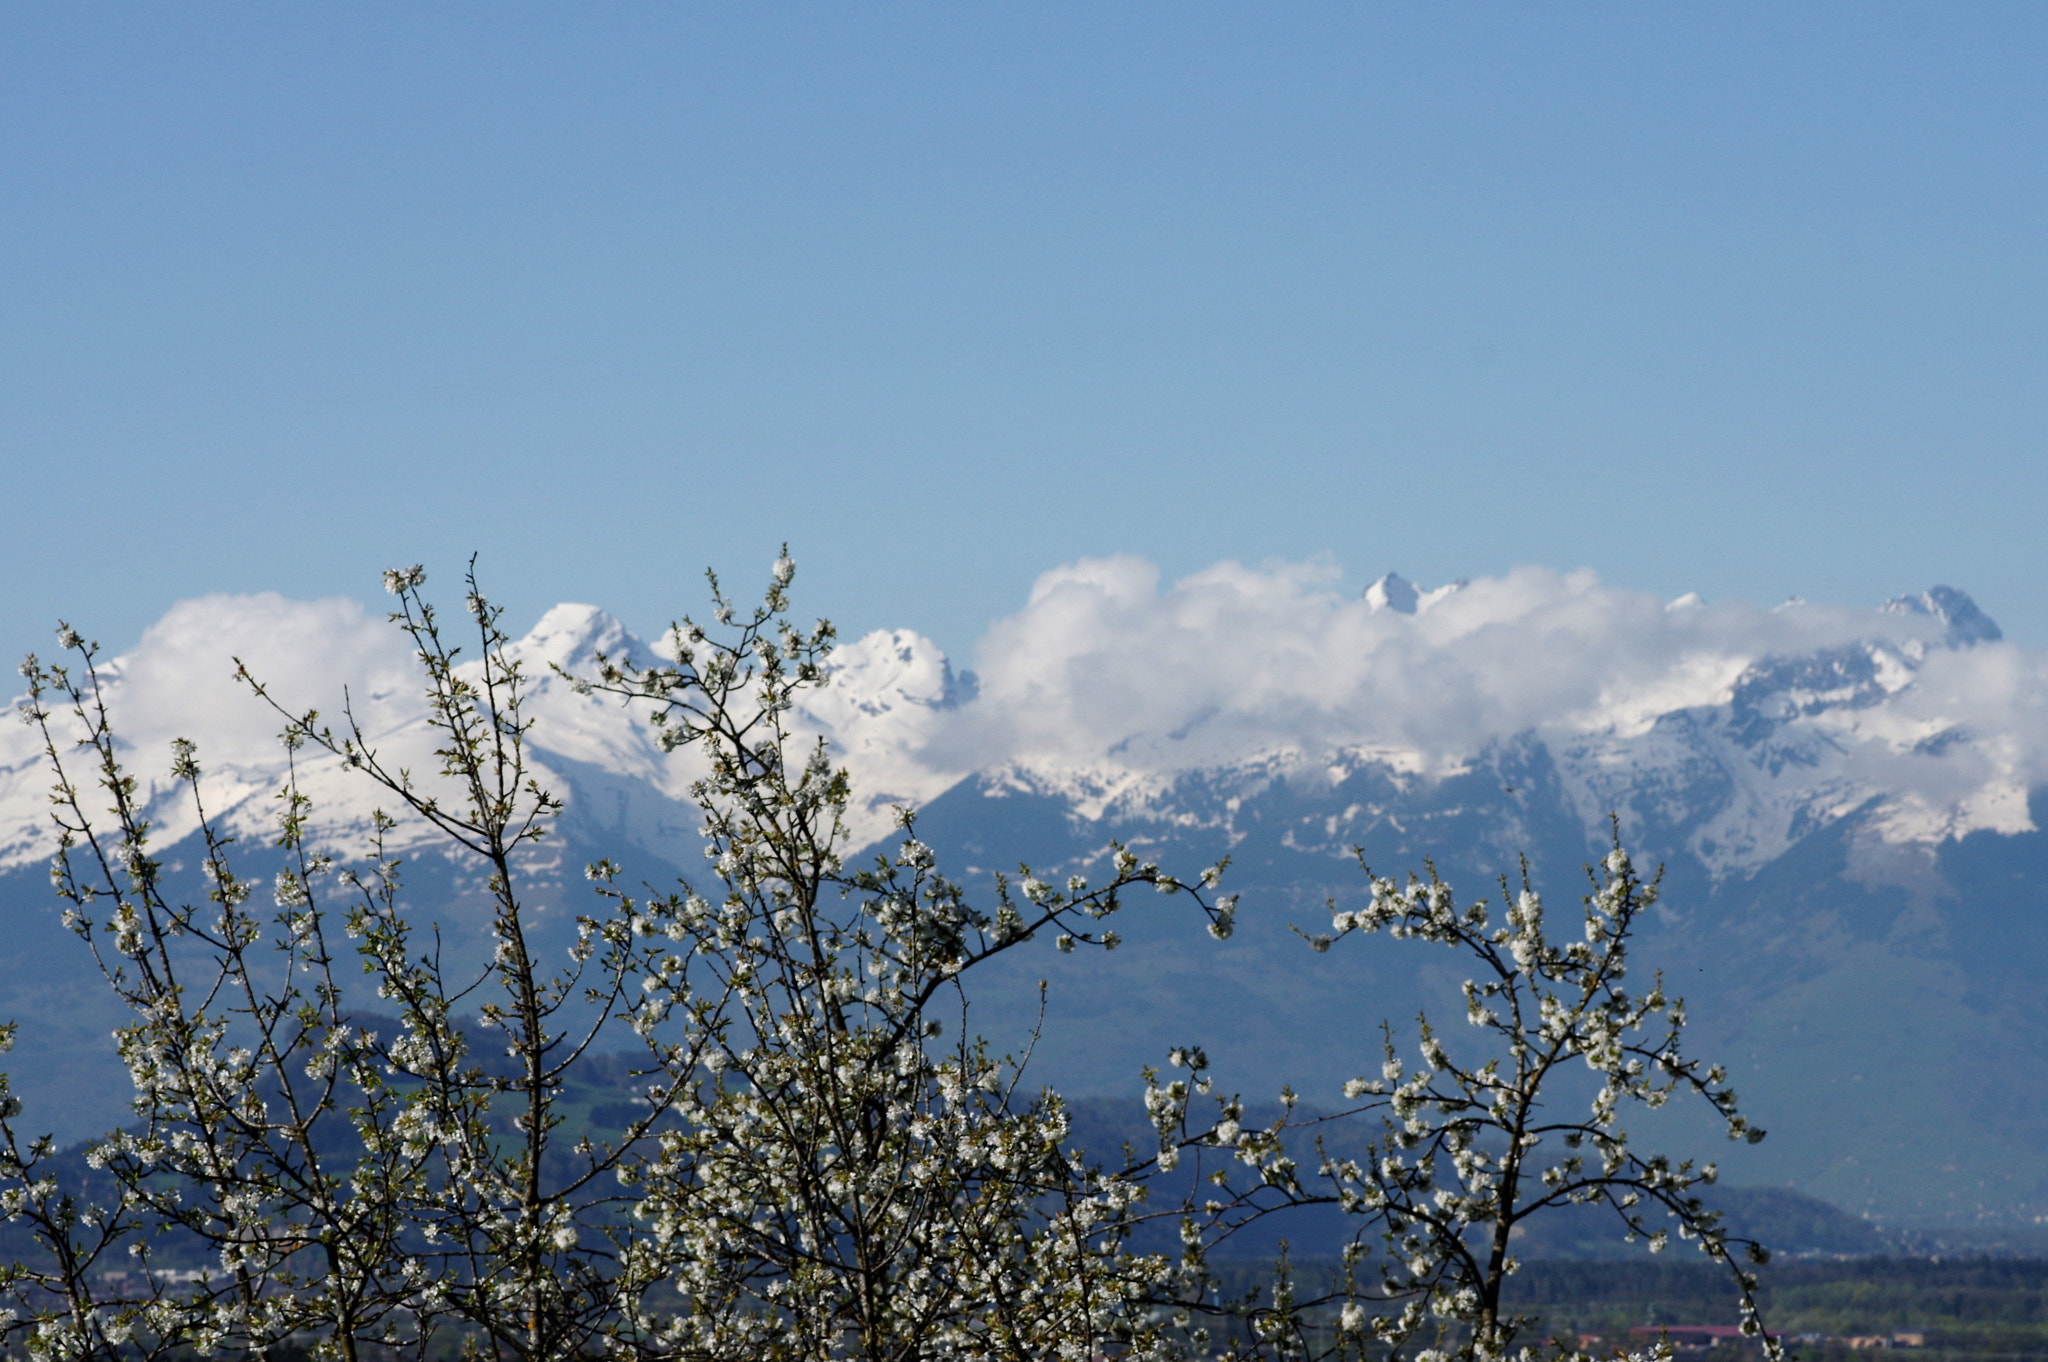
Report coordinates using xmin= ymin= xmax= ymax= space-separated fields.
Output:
xmin=5 ymin=4 xmax=2046 ymax=667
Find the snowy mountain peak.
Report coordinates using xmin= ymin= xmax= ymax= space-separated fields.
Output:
xmin=1883 ymin=585 xmax=2003 ymax=646
xmin=1721 ymin=642 xmax=1914 ymax=746
xmin=795 ymin=630 xmax=972 ymax=842
xmin=1362 ymin=573 xmax=1466 ymax=615
xmin=825 ymin=629 xmax=973 ymax=714
xmin=1363 ymin=573 xmax=1419 ymax=614
xmin=512 ymin=603 xmax=645 ymax=673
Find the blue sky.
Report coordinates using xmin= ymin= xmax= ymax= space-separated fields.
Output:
xmin=5 ymin=4 xmax=2046 ymax=667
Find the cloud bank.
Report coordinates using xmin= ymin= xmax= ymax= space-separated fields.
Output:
xmin=940 ymin=556 xmax=2009 ymax=763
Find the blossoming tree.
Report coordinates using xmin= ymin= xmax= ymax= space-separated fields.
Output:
xmin=2 ymin=560 xmax=1239 ymax=1362
xmin=0 ymin=555 xmax=1775 ymax=1362
xmin=1136 ymin=849 xmax=1781 ymax=1362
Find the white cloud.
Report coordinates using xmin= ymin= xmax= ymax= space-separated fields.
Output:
xmin=110 ymin=592 xmax=423 ymax=765
xmin=943 ymin=557 xmax=1945 ymax=773
xmin=1 ymin=595 xmax=428 ymax=863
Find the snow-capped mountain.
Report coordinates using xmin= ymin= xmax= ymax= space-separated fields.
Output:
xmin=5 ymin=560 xmax=2048 ymax=1225
xmin=899 ymin=564 xmax=2045 ymax=886
xmin=0 ymin=597 xmax=967 ymax=878
xmin=1 ymin=565 xmax=2036 ymax=886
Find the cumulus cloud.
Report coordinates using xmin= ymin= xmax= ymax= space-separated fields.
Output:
xmin=940 ymin=556 xmax=1959 ymax=773
xmin=108 ymin=593 xmax=423 ymax=765
xmin=0 ymin=595 xmax=456 ymax=864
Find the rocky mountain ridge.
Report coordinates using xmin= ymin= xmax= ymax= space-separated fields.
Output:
xmin=3 ymin=565 xmax=2045 ymax=1224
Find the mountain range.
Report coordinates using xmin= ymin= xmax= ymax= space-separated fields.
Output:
xmin=4 ymin=559 xmax=2046 ymax=1233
